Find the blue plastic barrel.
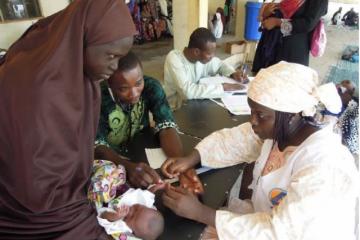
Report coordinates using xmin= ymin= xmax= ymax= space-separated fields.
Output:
xmin=245 ymin=1 xmax=262 ymax=41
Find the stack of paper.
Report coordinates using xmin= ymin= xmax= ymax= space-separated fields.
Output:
xmin=145 ymin=148 xmax=167 ymax=169
xmin=221 ymin=95 xmax=251 ymax=115
xmin=199 ymin=76 xmax=247 ymax=94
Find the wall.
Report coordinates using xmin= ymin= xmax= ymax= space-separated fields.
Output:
xmin=208 ymin=0 xmax=224 ymax=15
xmin=173 ymin=0 xmax=202 ymax=50
xmin=235 ymin=0 xmax=247 ymax=39
xmin=0 ymin=0 xmax=69 ymax=49
xmin=199 ymin=0 xmax=209 ymax=29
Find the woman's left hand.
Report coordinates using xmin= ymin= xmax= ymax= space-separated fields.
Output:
xmin=262 ymin=17 xmax=281 ymax=30
xmin=162 ymin=184 xmax=203 ymax=220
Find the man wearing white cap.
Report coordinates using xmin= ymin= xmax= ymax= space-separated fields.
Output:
xmin=161 ymin=61 xmax=359 ymax=240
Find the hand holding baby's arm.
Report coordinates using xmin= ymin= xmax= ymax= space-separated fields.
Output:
xmin=179 ymin=169 xmax=204 ymax=195
xmin=161 ymin=150 xmax=201 ymax=178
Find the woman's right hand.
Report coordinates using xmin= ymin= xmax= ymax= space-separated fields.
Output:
xmin=161 ymin=150 xmax=201 ymax=178
xmin=127 ymin=162 xmax=162 ymax=188
xmin=161 ymin=157 xmax=193 ymax=178
xmin=262 ymin=3 xmax=278 ymax=19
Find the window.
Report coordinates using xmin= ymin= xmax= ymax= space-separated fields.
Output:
xmin=0 ymin=0 xmax=42 ymax=22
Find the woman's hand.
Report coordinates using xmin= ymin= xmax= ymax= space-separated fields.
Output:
xmin=162 ymin=184 xmax=216 ymax=226
xmin=179 ymin=169 xmax=204 ymax=195
xmin=262 ymin=17 xmax=282 ymax=30
xmin=162 ymin=185 xmax=203 ymax=220
xmin=161 ymin=157 xmax=192 ymax=178
xmin=161 ymin=150 xmax=201 ymax=178
xmin=127 ymin=162 xmax=162 ymax=188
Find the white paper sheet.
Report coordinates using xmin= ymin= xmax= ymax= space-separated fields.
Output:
xmin=145 ymin=148 xmax=167 ymax=169
xmin=199 ymin=76 xmax=256 ymax=95
xmin=221 ymin=95 xmax=251 ymax=115
xmin=199 ymin=76 xmax=238 ymax=85
xmin=196 ymin=166 xmax=212 ymax=174
xmin=199 ymin=76 xmax=248 ymax=94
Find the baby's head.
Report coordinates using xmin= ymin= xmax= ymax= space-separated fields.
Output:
xmin=124 ymin=204 xmax=164 ymax=240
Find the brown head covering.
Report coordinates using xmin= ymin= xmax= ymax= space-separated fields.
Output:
xmin=0 ymin=0 xmax=135 ymax=239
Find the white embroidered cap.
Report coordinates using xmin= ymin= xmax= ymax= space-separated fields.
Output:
xmin=248 ymin=61 xmax=342 ymax=116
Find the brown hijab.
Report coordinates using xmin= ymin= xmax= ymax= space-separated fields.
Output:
xmin=0 ymin=0 xmax=135 ymax=239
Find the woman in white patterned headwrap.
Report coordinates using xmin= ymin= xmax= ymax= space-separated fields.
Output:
xmin=161 ymin=61 xmax=360 ymax=240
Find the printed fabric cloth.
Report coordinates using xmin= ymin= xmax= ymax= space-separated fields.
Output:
xmin=95 ymin=76 xmax=177 ymax=155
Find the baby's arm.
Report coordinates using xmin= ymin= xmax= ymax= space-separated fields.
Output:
xmin=100 ymin=205 xmax=130 ymax=222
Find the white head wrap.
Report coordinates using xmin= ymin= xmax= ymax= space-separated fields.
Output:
xmin=248 ymin=61 xmax=342 ymax=116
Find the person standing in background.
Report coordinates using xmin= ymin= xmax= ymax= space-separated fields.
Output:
xmin=252 ymin=0 xmax=328 ymax=73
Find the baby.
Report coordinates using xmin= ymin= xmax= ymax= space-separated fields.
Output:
xmin=89 ymin=160 xmax=164 ymax=240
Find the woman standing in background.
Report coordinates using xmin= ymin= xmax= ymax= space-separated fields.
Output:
xmin=252 ymin=0 xmax=328 ymax=73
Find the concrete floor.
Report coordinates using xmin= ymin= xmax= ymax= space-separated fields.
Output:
xmin=134 ymin=25 xmax=359 ymax=84
xmin=310 ymin=24 xmax=359 ymax=82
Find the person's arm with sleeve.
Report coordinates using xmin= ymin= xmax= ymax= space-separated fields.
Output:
xmin=285 ymin=0 xmax=328 ymax=35
xmin=213 ymin=150 xmax=359 ymax=240
xmin=146 ymin=76 xmax=183 ymax=157
xmin=262 ymin=0 xmax=328 ymax=36
xmin=207 ymin=56 xmax=248 ymax=83
xmin=165 ymin=53 xmax=241 ymax=99
xmin=163 ymin=151 xmax=359 ymax=239
xmin=162 ymin=122 xmax=263 ymax=228
xmin=94 ymin=86 xmax=161 ymax=188
xmin=95 ymin=135 xmax=161 ymax=189
xmin=147 ymin=77 xmax=204 ymax=193
xmin=161 ymin=122 xmax=263 ymax=177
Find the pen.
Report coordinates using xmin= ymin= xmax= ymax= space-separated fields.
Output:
xmin=232 ymin=92 xmax=247 ymax=95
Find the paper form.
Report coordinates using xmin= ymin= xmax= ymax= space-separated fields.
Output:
xmin=221 ymin=95 xmax=251 ymax=115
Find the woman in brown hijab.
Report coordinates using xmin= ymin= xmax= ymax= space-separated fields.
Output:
xmin=0 ymin=0 xmax=136 ymax=239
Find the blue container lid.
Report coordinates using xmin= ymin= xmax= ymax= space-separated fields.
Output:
xmin=246 ymin=1 xmax=262 ymax=7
